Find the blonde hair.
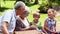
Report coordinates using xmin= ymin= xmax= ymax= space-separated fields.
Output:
xmin=48 ymin=9 xmax=57 ymax=17
xmin=33 ymin=12 xmax=40 ymax=18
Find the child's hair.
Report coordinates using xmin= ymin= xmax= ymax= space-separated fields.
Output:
xmin=33 ymin=12 xmax=40 ymax=18
xmin=47 ymin=9 xmax=57 ymax=17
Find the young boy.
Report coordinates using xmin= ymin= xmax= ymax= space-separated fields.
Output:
xmin=30 ymin=12 xmax=42 ymax=30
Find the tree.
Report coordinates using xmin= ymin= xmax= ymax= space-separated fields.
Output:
xmin=34 ymin=0 xmax=39 ymax=4
xmin=15 ymin=0 xmax=31 ymax=5
xmin=15 ymin=0 xmax=25 ymax=3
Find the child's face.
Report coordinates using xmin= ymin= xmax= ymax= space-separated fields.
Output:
xmin=34 ymin=15 xmax=40 ymax=21
xmin=47 ymin=10 xmax=54 ymax=18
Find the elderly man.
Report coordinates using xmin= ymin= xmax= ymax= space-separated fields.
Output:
xmin=0 ymin=1 xmax=26 ymax=34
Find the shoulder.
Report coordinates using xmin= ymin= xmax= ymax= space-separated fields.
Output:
xmin=54 ymin=18 xmax=57 ymax=22
xmin=45 ymin=18 xmax=49 ymax=22
xmin=54 ymin=18 xmax=57 ymax=21
xmin=4 ymin=9 xmax=15 ymax=14
xmin=1 ymin=9 xmax=15 ymax=18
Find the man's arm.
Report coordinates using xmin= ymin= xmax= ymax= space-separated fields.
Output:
xmin=2 ymin=21 xmax=9 ymax=34
xmin=1 ymin=10 xmax=13 ymax=34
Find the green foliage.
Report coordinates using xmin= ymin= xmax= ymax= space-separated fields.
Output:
xmin=38 ymin=0 xmax=50 ymax=13
xmin=38 ymin=0 xmax=60 ymax=13
xmin=0 ymin=1 xmax=15 ymax=12
xmin=2 ymin=0 xmax=16 ymax=1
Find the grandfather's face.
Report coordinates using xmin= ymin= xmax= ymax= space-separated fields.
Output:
xmin=16 ymin=7 xmax=25 ymax=15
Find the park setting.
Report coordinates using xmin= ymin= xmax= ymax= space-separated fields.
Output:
xmin=0 ymin=0 xmax=60 ymax=34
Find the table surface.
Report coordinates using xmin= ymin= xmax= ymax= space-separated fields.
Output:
xmin=15 ymin=22 xmax=60 ymax=34
xmin=15 ymin=30 xmax=44 ymax=34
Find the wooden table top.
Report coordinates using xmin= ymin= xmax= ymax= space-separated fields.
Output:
xmin=15 ymin=30 xmax=44 ymax=34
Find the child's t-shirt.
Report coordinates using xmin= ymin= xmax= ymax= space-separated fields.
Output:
xmin=30 ymin=21 xmax=42 ymax=29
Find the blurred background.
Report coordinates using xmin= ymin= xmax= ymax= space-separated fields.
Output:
xmin=0 ymin=0 xmax=60 ymax=27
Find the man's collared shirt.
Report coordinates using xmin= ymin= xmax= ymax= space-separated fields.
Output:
xmin=0 ymin=9 xmax=16 ymax=33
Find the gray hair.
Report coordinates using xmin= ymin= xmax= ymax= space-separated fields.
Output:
xmin=22 ymin=6 xmax=30 ymax=14
xmin=14 ymin=1 xmax=26 ymax=10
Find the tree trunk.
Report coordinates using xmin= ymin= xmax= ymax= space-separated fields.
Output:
xmin=34 ymin=0 xmax=39 ymax=4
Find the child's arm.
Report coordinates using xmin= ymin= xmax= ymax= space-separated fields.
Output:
xmin=54 ymin=21 xmax=57 ymax=34
xmin=42 ymin=27 xmax=48 ymax=34
xmin=54 ymin=22 xmax=56 ymax=31
xmin=44 ymin=21 xmax=54 ymax=33
xmin=54 ymin=20 xmax=57 ymax=31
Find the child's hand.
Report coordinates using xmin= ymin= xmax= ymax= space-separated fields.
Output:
xmin=30 ymin=25 xmax=36 ymax=28
xmin=29 ymin=25 xmax=37 ymax=30
xmin=52 ymin=31 xmax=58 ymax=34
xmin=54 ymin=31 xmax=58 ymax=34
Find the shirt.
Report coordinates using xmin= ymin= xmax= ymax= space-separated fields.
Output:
xmin=30 ymin=20 xmax=42 ymax=29
xmin=0 ymin=9 xmax=16 ymax=33
xmin=16 ymin=16 xmax=30 ymax=28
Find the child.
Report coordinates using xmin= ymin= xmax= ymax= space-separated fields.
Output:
xmin=30 ymin=12 xmax=47 ymax=34
xmin=44 ymin=9 xmax=57 ymax=34
xmin=30 ymin=12 xmax=42 ymax=30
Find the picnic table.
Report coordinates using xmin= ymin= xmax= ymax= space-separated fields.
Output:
xmin=14 ymin=22 xmax=60 ymax=34
xmin=15 ymin=30 xmax=45 ymax=34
